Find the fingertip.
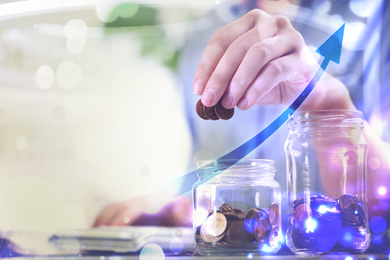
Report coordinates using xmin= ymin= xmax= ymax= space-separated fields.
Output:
xmin=237 ymin=97 xmax=249 ymax=110
xmin=221 ymin=93 xmax=234 ymax=109
xmin=92 ymin=221 xmax=100 ymax=228
xmin=193 ymin=79 xmax=205 ymax=95
xmin=201 ymin=89 xmax=216 ymax=107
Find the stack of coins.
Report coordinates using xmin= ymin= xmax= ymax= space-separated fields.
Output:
xmin=289 ymin=194 xmax=369 ymax=253
xmin=290 ymin=195 xmax=342 ymax=253
xmin=196 ymin=99 xmax=234 ymax=120
xmin=195 ymin=202 xmax=281 ymax=251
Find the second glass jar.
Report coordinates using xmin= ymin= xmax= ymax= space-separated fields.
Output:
xmin=192 ymin=159 xmax=282 ymax=256
xmin=284 ymin=110 xmax=370 ymax=255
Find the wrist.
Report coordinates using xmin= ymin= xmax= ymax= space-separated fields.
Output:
xmin=300 ymin=74 xmax=356 ymax=111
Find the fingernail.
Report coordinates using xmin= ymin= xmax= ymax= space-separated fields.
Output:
xmin=201 ymin=89 xmax=215 ymax=106
xmin=237 ymin=97 xmax=248 ymax=110
xmin=222 ymin=94 xmax=234 ymax=108
xmin=193 ymin=79 xmax=205 ymax=95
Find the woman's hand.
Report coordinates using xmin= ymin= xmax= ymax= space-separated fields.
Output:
xmin=193 ymin=9 xmax=354 ymax=111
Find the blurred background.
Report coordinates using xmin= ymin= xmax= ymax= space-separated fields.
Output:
xmin=0 ymin=0 xmax=388 ymax=254
xmin=0 ymin=0 xmax=209 ymax=233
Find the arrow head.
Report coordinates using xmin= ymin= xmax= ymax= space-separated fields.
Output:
xmin=315 ymin=23 xmax=345 ymax=64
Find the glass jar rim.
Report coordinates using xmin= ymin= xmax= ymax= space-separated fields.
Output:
xmin=287 ymin=110 xmax=364 ymax=126
xmin=197 ymin=158 xmax=275 ymax=168
xmin=196 ymin=159 xmax=276 ymax=179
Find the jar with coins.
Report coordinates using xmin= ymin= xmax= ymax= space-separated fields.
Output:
xmin=284 ymin=110 xmax=370 ymax=255
xmin=192 ymin=159 xmax=282 ymax=256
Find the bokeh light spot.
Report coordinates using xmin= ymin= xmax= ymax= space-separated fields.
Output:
xmin=64 ymin=19 xmax=88 ymax=39
xmin=240 ymin=184 xmax=253 ymax=195
xmin=372 ymin=204 xmax=378 ymax=211
xmin=318 ymin=205 xmax=329 ymax=214
xmin=56 ymin=60 xmax=82 ymax=89
xmin=343 ymin=232 xmax=353 ymax=242
xmin=378 ymin=186 xmax=387 ymax=196
xmin=175 ymin=228 xmax=183 ymax=238
xmin=368 ymin=157 xmax=381 ymax=170
xmin=169 ymin=238 xmax=183 ymax=254
xmin=139 ymin=243 xmax=164 ymax=260
xmin=349 ymin=0 xmax=377 ymax=18
xmin=372 ymin=233 xmax=383 ymax=245
xmin=305 ymin=218 xmax=317 ymax=233
xmin=379 ymin=200 xmax=390 ymax=211
xmin=35 ymin=65 xmax=54 ymax=90
xmin=369 ymin=216 xmax=387 ymax=234
xmin=193 ymin=149 xmax=214 ymax=166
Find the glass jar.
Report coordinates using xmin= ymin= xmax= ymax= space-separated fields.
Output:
xmin=284 ymin=110 xmax=370 ymax=255
xmin=192 ymin=159 xmax=282 ymax=256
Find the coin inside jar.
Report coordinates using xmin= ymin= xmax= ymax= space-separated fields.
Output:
xmin=254 ymin=218 xmax=272 ymax=242
xmin=225 ymin=220 xmax=254 ymax=247
xmin=268 ymin=225 xmax=281 ymax=249
xmin=269 ymin=202 xmax=280 ymax=226
xmin=218 ymin=203 xmax=233 ymax=213
xmin=200 ymin=212 xmax=227 ymax=242
xmin=338 ymin=194 xmax=363 ymax=220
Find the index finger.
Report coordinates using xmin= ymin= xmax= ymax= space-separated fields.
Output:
xmin=192 ymin=9 xmax=269 ymax=96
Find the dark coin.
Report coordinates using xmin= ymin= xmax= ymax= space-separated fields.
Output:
xmin=219 ymin=203 xmax=233 ymax=213
xmin=195 ymin=226 xmax=202 ymax=242
xmin=244 ymin=208 xmax=259 ymax=233
xmin=245 ymin=208 xmax=269 ymax=233
xmin=292 ymin=203 xmax=309 ymax=223
xmin=225 ymin=220 xmax=254 ymax=247
xmin=338 ymin=194 xmax=364 ymax=222
xmin=203 ymin=105 xmax=219 ymax=120
xmin=269 ymin=202 xmax=280 ymax=226
xmin=214 ymin=101 xmax=234 ymax=120
xmin=224 ymin=211 xmax=245 ymax=221
xmin=344 ymin=151 xmax=358 ymax=165
xmin=196 ymin=99 xmax=209 ymax=120
xmin=233 ymin=208 xmax=244 ymax=214
xmin=269 ymin=225 xmax=282 ymax=250
xmin=254 ymin=218 xmax=271 ymax=242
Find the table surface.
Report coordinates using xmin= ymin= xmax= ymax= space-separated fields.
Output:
xmin=2 ymin=226 xmax=389 ymax=260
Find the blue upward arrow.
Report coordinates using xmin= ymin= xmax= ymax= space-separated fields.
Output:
xmin=165 ymin=23 xmax=346 ymax=195
xmin=316 ymin=23 xmax=345 ymax=65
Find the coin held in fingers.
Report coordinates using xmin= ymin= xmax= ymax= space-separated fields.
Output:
xmin=196 ymin=99 xmax=209 ymax=120
xmin=214 ymin=101 xmax=234 ymax=120
xmin=203 ymin=105 xmax=219 ymax=120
